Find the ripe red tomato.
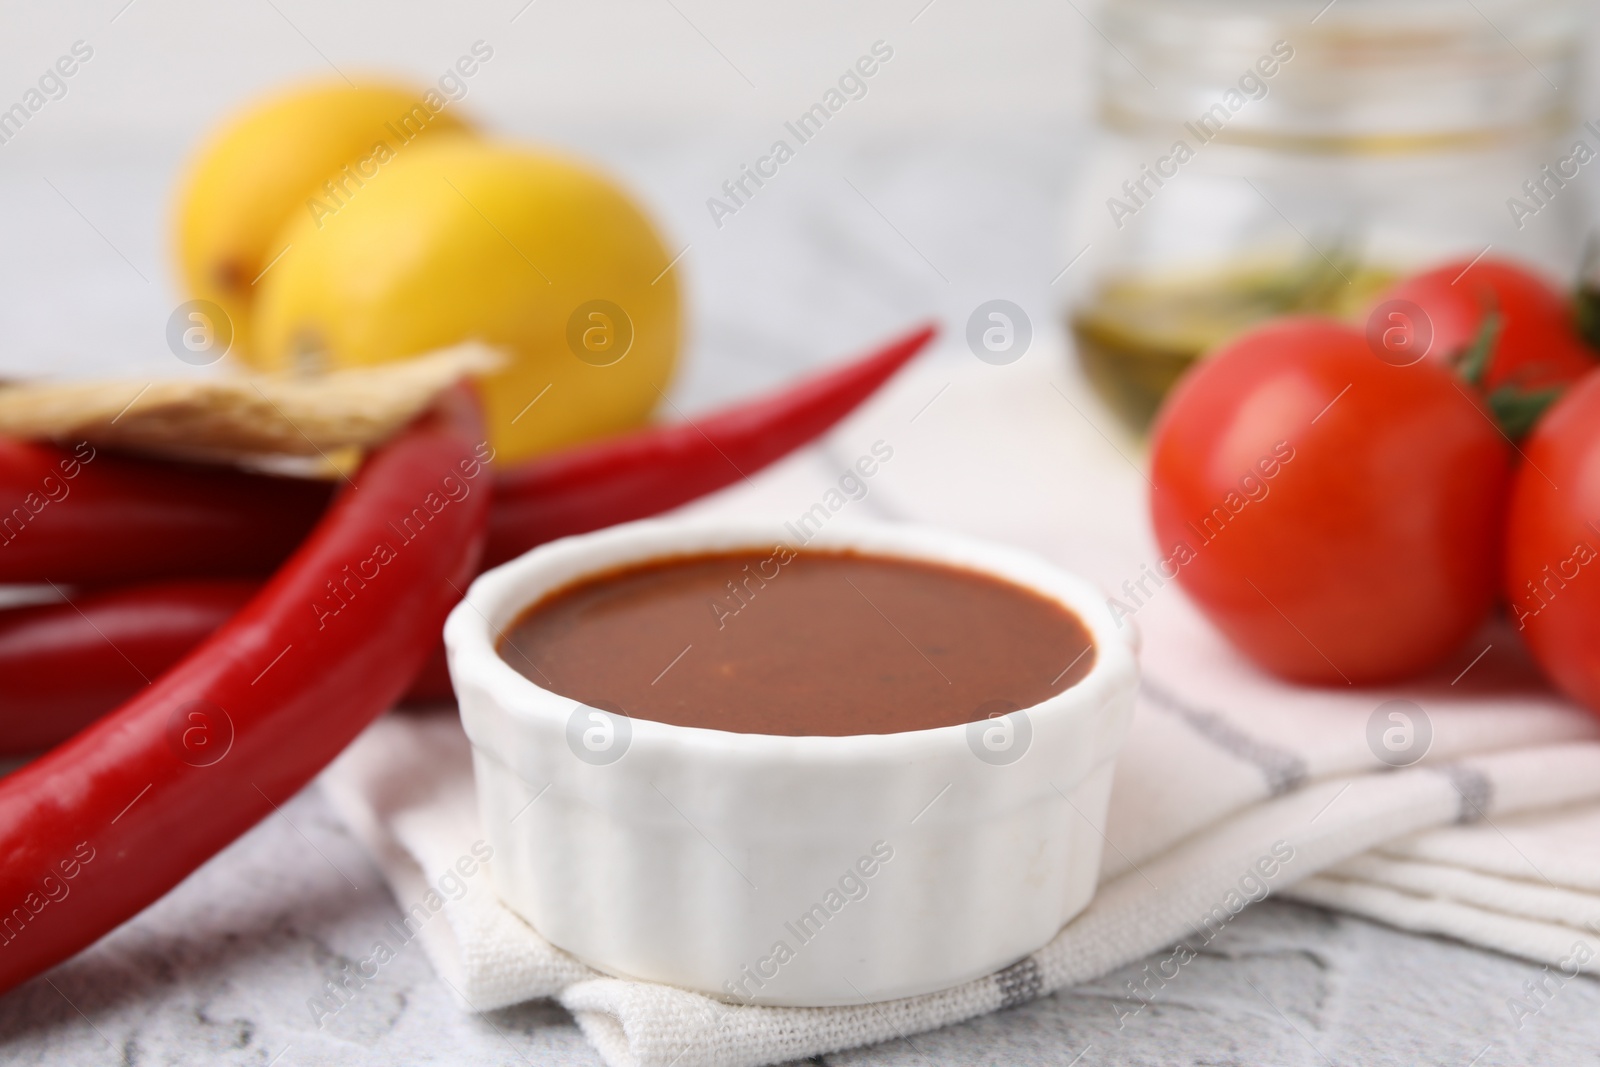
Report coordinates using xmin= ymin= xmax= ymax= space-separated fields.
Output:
xmin=1373 ymin=257 xmax=1595 ymax=398
xmin=1150 ymin=316 xmax=1512 ymax=685
xmin=1504 ymin=369 xmax=1600 ymax=712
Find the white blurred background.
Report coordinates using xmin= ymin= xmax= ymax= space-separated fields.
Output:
xmin=0 ymin=0 xmax=1097 ymax=404
xmin=5 ymin=1 xmax=1600 ymax=409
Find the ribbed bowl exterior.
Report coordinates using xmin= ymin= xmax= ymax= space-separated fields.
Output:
xmin=446 ymin=518 xmax=1138 ymax=1006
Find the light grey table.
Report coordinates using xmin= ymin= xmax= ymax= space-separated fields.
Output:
xmin=1 ymin=121 xmax=1594 ymax=1066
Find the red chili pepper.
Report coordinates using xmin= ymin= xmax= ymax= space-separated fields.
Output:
xmin=484 ymin=322 xmax=936 ymax=566
xmin=0 ymin=325 xmax=932 ymax=586
xmin=0 ymin=438 xmax=331 ymax=584
xmin=0 ymin=600 xmax=445 ymax=757
xmin=0 ymin=324 xmax=936 ymax=748
xmin=0 ymin=579 xmax=467 ymax=754
xmin=405 ymin=641 xmax=456 ymax=705
xmin=0 ymin=387 xmax=489 ymax=996
xmin=0 ymin=580 xmax=257 ymax=755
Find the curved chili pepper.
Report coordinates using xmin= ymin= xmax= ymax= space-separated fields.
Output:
xmin=0 ymin=324 xmax=936 ymax=747
xmin=405 ymin=642 xmax=456 ymax=704
xmin=0 ymin=580 xmax=257 ymax=755
xmin=0 ymin=325 xmax=932 ymax=587
xmin=0 ymin=387 xmax=489 ymax=996
xmin=0 ymin=438 xmax=331 ymax=584
xmin=0 ymin=578 xmax=462 ymax=754
xmin=485 ymin=322 xmax=936 ymax=566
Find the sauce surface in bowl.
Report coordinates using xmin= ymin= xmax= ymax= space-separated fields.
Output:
xmin=498 ymin=548 xmax=1096 ymax=736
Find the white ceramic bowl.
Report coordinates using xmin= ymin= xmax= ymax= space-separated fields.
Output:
xmin=445 ymin=518 xmax=1138 ymax=1006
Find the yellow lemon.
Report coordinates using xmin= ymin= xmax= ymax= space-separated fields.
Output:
xmin=174 ymin=80 xmax=473 ymax=350
xmin=250 ymin=136 xmax=681 ymax=463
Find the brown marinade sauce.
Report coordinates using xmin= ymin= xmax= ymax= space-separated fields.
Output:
xmin=498 ymin=548 xmax=1096 ymax=736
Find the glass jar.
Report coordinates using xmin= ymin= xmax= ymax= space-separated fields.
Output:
xmin=1062 ymin=0 xmax=1588 ymax=430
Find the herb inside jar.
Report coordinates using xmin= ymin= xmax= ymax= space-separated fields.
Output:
xmin=1069 ymin=248 xmax=1394 ymax=431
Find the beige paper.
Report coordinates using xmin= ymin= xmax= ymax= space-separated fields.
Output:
xmin=0 ymin=344 xmax=501 ymax=470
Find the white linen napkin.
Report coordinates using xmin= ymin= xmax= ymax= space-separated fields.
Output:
xmin=319 ymin=343 xmax=1600 ymax=1067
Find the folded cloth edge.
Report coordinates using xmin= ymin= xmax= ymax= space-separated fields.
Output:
xmin=487 ymin=748 xmax=1600 ymax=1067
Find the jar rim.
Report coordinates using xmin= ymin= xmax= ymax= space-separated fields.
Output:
xmin=1099 ymin=0 xmax=1582 ymax=150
